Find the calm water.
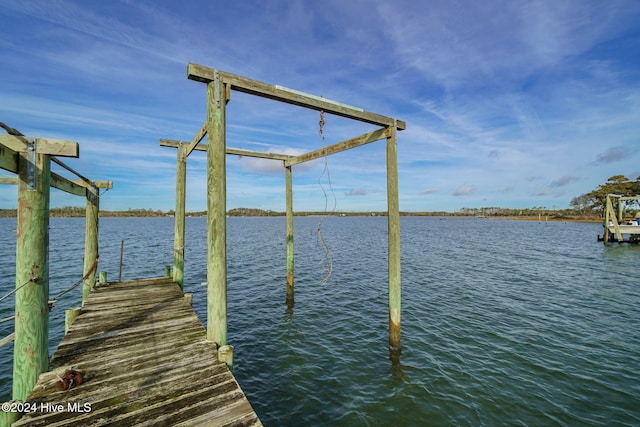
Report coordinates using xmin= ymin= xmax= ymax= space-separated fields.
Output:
xmin=0 ymin=216 xmax=638 ymax=426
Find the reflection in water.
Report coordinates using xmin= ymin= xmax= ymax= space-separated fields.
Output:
xmin=389 ymin=347 xmax=406 ymax=384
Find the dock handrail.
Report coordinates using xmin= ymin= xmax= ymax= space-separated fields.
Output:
xmin=0 ymin=121 xmax=112 ymax=408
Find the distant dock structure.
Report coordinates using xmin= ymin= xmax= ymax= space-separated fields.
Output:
xmin=598 ymin=194 xmax=640 ymax=243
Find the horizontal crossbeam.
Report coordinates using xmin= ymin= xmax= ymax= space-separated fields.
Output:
xmin=187 ymin=63 xmax=406 ymax=130
xmin=160 ymin=139 xmax=292 ymax=161
xmin=0 ymin=135 xmax=79 ymax=157
xmin=286 ymin=127 xmax=390 ymax=166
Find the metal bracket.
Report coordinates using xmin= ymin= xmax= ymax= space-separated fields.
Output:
xmin=26 ymin=138 xmax=36 ymax=190
xmin=214 ymin=70 xmax=221 ymax=109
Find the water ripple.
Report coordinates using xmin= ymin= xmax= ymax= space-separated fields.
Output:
xmin=0 ymin=217 xmax=638 ymax=426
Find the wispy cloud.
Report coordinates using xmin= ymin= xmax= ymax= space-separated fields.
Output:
xmin=550 ymin=176 xmax=579 ymax=188
xmin=594 ymin=146 xmax=632 ymax=164
xmin=453 ymin=184 xmax=476 ymax=196
xmin=345 ymin=188 xmax=368 ymax=196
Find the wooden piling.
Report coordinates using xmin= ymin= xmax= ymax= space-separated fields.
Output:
xmin=183 ymin=293 xmax=193 ymax=305
xmin=118 ymin=239 xmax=124 ymax=281
xmin=206 ymin=74 xmax=228 ymax=346
xmin=64 ymin=307 xmax=81 ymax=334
xmin=13 ymin=149 xmax=50 ymax=402
xmin=285 ymin=165 xmax=294 ymax=306
xmin=173 ymin=143 xmax=186 ymax=290
xmin=604 ymin=197 xmax=611 ymax=244
xmin=218 ymin=345 xmax=234 ymax=369
xmin=1 ymin=405 xmax=20 ymax=426
xmin=82 ymin=184 xmax=99 ymax=304
xmin=99 ymin=271 xmax=107 ymax=284
xmin=386 ymin=124 xmax=401 ymax=353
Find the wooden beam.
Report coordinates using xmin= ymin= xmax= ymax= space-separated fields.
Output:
xmin=0 ymin=135 xmax=79 ymax=157
xmin=161 ymin=138 xmax=291 ymax=160
xmin=0 ymin=143 xmax=19 ymax=173
xmin=286 ymin=127 xmax=390 ymax=167
xmin=0 ymin=176 xmax=18 ymax=185
xmin=71 ymin=180 xmax=113 ymax=189
xmin=187 ymin=63 xmax=406 ymax=130
xmin=185 ymin=122 xmax=208 ymax=157
xmin=226 ymin=147 xmax=292 ymax=161
xmin=51 ymin=172 xmax=86 ymax=196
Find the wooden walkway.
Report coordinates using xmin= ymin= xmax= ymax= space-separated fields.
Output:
xmin=12 ymin=277 xmax=262 ymax=427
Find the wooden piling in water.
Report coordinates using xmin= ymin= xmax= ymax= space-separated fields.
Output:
xmin=82 ymin=184 xmax=99 ymax=304
xmin=173 ymin=143 xmax=186 ymax=290
xmin=386 ymin=123 xmax=401 ymax=353
xmin=206 ymin=74 xmax=228 ymax=346
xmin=118 ymin=239 xmax=124 ymax=281
xmin=285 ymin=165 xmax=294 ymax=306
xmin=13 ymin=149 xmax=51 ymax=402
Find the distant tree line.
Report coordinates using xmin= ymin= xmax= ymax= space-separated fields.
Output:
xmin=1 ymin=176 xmax=637 ymax=220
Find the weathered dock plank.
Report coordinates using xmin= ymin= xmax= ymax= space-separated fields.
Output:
xmin=12 ymin=278 xmax=262 ymax=427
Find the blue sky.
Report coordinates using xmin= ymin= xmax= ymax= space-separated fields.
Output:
xmin=1 ymin=0 xmax=639 ymax=213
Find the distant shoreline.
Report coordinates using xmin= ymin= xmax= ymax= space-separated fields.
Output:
xmin=0 ymin=209 xmax=602 ymax=222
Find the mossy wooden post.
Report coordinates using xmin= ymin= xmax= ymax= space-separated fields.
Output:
xmin=173 ymin=143 xmax=186 ymax=290
xmin=285 ymin=164 xmax=294 ymax=306
xmin=13 ymin=148 xmax=50 ymax=402
xmin=386 ymin=123 xmax=401 ymax=353
xmin=82 ymin=184 xmax=99 ymax=304
xmin=206 ymin=72 xmax=228 ymax=346
xmin=64 ymin=307 xmax=81 ymax=334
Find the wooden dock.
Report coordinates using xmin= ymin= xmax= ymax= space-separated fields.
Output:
xmin=12 ymin=277 xmax=262 ymax=427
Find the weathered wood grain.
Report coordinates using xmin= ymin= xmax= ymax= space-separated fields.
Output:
xmin=13 ymin=278 xmax=262 ymax=426
xmin=0 ymin=136 xmax=79 ymax=157
xmin=187 ymin=63 xmax=407 ymax=130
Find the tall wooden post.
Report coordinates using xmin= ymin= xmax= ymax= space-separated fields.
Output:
xmin=616 ymin=196 xmax=623 ymax=223
xmin=173 ymin=143 xmax=186 ymax=290
xmin=82 ymin=184 xmax=99 ymax=304
xmin=206 ymin=72 xmax=227 ymax=346
xmin=13 ymin=148 xmax=50 ymax=401
xmin=285 ymin=165 xmax=294 ymax=306
xmin=386 ymin=123 xmax=401 ymax=353
xmin=604 ymin=195 xmax=611 ymax=244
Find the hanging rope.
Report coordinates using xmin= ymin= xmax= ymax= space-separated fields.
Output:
xmin=317 ymin=110 xmax=336 ymax=285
